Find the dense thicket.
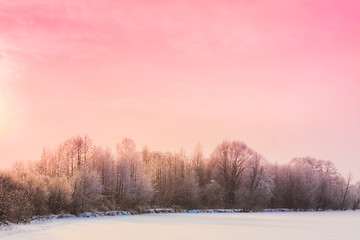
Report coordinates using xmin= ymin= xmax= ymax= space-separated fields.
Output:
xmin=1 ymin=136 xmax=359 ymax=223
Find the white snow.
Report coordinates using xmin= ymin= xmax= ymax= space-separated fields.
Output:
xmin=1 ymin=211 xmax=360 ymax=240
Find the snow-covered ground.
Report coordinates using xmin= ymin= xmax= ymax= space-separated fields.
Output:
xmin=1 ymin=211 xmax=360 ymax=240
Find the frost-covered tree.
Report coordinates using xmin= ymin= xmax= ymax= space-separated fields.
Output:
xmin=191 ymin=143 xmax=208 ymax=188
xmin=270 ymin=157 xmax=348 ymax=210
xmin=239 ymin=152 xmax=273 ymax=210
xmin=115 ymin=138 xmax=152 ymax=208
xmin=0 ymin=173 xmax=33 ymax=223
xmin=91 ymin=146 xmax=115 ymax=204
xmin=210 ymin=140 xmax=251 ymax=208
xmin=340 ymin=173 xmax=352 ymax=209
xmin=19 ymin=174 xmax=50 ymax=215
xmin=143 ymin=151 xmax=168 ymax=205
xmin=2 ymin=136 xmax=359 ymax=223
xmin=72 ymin=169 xmax=102 ymax=213
xmin=175 ymin=172 xmax=200 ymax=209
xmin=202 ymin=180 xmax=223 ymax=208
xmin=48 ymin=176 xmax=73 ymax=213
xmin=349 ymin=181 xmax=360 ymax=210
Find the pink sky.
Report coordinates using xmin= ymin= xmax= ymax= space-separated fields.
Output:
xmin=1 ymin=0 xmax=360 ymax=178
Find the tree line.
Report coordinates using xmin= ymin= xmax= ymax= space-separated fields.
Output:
xmin=1 ymin=135 xmax=360 ymax=223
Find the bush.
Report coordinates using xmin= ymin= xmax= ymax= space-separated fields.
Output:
xmin=0 ymin=174 xmax=34 ymax=223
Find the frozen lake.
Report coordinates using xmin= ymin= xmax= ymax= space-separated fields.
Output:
xmin=1 ymin=211 xmax=360 ymax=240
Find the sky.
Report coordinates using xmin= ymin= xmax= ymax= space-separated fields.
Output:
xmin=1 ymin=0 xmax=360 ymax=179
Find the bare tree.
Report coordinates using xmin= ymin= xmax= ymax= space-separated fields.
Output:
xmin=211 ymin=140 xmax=251 ymax=208
xmin=350 ymin=181 xmax=360 ymax=210
xmin=341 ymin=173 xmax=353 ymax=209
xmin=191 ymin=143 xmax=208 ymax=188
xmin=240 ymin=152 xmax=273 ymax=210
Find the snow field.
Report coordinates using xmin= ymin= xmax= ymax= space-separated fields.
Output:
xmin=1 ymin=211 xmax=360 ymax=240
